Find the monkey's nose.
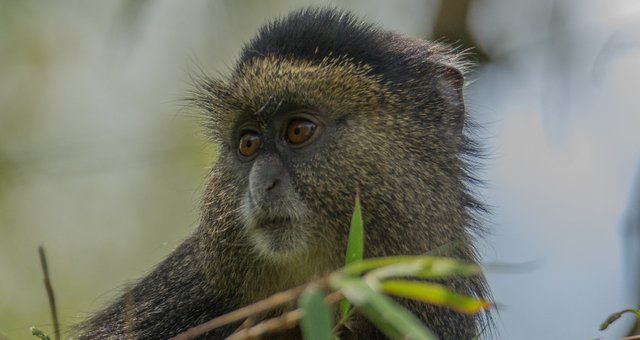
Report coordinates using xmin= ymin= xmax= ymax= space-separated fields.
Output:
xmin=249 ymin=155 xmax=292 ymax=206
xmin=266 ymin=179 xmax=279 ymax=192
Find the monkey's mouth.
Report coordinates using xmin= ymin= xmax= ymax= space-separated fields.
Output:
xmin=242 ymin=194 xmax=311 ymax=257
xmin=255 ymin=216 xmax=294 ymax=230
xmin=248 ymin=215 xmax=310 ymax=258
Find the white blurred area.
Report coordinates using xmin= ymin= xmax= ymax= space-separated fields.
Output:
xmin=469 ymin=0 xmax=640 ymax=338
xmin=0 ymin=1 xmax=638 ymax=339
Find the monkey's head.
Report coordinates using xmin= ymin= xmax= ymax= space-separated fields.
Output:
xmin=195 ymin=8 xmax=478 ymax=262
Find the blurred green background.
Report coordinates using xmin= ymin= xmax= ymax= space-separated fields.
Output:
xmin=1 ymin=1 xmax=639 ymax=339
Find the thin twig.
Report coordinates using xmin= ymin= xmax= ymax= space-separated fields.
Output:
xmin=170 ymin=276 xmax=331 ymax=340
xmin=38 ymin=246 xmax=60 ymax=340
xmin=324 ymin=290 xmax=345 ymax=305
xmin=227 ymin=309 xmax=302 ymax=340
xmin=229 ymin=317 xmax=256 ymax=336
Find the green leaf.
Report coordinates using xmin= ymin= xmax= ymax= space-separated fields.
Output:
xmin=299 ymin=289 xmax=333 ymax=340
xmin=366 ymin=259 xmax=481 ymax=282
xmin=30 ymin=327 xmax=51 ymax=340
xmin=416 ymin=258 xmax=482 ymax=279
xmin=600 ymin=308 xmax=640 ymax=331
xmin=332 ymin=277 xmax=436 ymax=340
xmin=381 ymin=280 xmax=491 ymax=314
xmin=345 ymin=256 xmax=481 ymax=279
xmin=341 ymin=193 xmax=364 ymax=318
xmin=345 ymin=192 xmax=364 ymax=266
xmin=344 ymin=256 xmax=427 ymax=276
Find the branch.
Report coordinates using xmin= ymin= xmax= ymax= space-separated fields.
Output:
xmin=170 ymin=277 xmax=331 ymax=340
xmin=227 ymin=291 xmax=344 ymax=340
xmin=38 ymin=246 xmax=60 ymax=340
xmin=227 ymin=309 xmax=301 ymax=340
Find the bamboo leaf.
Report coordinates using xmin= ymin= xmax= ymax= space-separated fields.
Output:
xmin=299 ymin=289 xmax=333 ymax=340
xmin=367 ymin=259 xmax=481 ymax=282
xmin=417 ymin=258 xmax=481 ymax=279
xmin=345 ymin=192 xmax=364 ymax=266
xmin=381 ymin=280 xmax=491 ymax=315
xmin=341 ymin=193 xmax=364 ymax=318
xmin=347 ymin=256 xmax=481 ymax=280
xmin=30 ymin=327 xmax=51 ymax=340
xmin=333 ymin=277 xmax=436 ymax=340
xmin=600 ymin=308 xmax=640 ymax=331
xmin=344 ymin=256 xmax=428 ymax=276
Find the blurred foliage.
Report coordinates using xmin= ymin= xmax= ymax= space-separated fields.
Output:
xmin=328 ymin=255 xmax=489 ymax=339
xmin=28 ymin=327 xmax=50 ymax=340
xmin=299 ymin=288 xmax=334 ymax=340
xmin=600 ymin=308 xmax=640 ymax=331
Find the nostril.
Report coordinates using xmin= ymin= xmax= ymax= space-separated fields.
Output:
xmin=266 ymin=179 xmax=279 ymax=191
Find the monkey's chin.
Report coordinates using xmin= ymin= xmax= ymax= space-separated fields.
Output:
xmin=247 ymin=219 xmax=310 ymax=261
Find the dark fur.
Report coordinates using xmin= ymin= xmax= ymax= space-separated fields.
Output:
xmin=76 ymin=8 xmax=491 ymax=339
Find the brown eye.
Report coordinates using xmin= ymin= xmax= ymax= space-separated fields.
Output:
xmin=286 ymin=119 xmax=317 ymax=145
xmin=238 ymin=132 xmax=260 ymax=157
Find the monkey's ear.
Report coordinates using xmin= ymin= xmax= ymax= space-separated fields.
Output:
xmin=434 ymin=64 xmax=466 ymax=134
xmin=411 ymin=40 xmax=469 ymax=134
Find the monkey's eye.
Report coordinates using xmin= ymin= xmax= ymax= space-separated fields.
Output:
xmin=286 ymin=119 xmax=317 ymax=146
xmin=238 ymin=132 xmax=260 ymax=158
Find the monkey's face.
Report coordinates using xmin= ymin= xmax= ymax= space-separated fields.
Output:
xmin=199 ymin=48 xmax=466 ymax=262
xmin=201 ymin=56 xmax=399 ymax=260
xmin=236 ymin=109 xmax=328 ymax=259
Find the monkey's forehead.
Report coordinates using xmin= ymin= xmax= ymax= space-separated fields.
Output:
xmin=200 ymin=56 xmax=397 ymax=143
xmin=230 ymin=56 xmax=391 ymax=113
